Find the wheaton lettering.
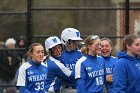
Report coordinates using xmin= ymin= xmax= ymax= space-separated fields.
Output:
xmin=88 ymin=69 xmax=104 ymax=78
xmin=28 ymin=74 xmax=47 ymax=82
xmin=66 ymin=64 xmax=75 ymax=70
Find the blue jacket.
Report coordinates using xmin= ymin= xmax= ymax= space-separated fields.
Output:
xmin=62 ymin=49 xmax=83 ymax=87
xmin=102 ymin=56 xmax=118 ymax=93
xmin=16 ymin=60 xmax=48 ymax=93
xmin=45 ymin=55 xmax=74 ymax=92
xmin=75 ymin=54 xmax=105 ymax=93
xmin=113 ymin=52 xmax=140 ymax=93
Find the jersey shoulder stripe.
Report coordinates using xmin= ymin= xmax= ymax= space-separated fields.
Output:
xmin=75 ymin=56 xmax=87 ymax=79
xmin=16 ymin=62 xmax=32 ymax=86
xmin=49 ymin=56 xmax=72 ymax=76
xmin=41 ymin=62 xmax=48 ymax=67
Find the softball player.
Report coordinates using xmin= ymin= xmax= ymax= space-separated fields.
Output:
xmin=44 ymin=36 xmax=75 ymax=93
xmin=100 ymin=37 xmax=118 ymax=93
xmin=60 ymin=28 xmax=83 ymax=93
xmin=16 ymin=43 xmax=48 ymax=93
xmin=113 ymin=35 xmax=140 ymax=93
xmin=75 ymin=35 xmax=105 ymax=93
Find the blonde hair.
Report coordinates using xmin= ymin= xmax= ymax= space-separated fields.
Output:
xmin=26 ymin=43 xmax=43 ymax=60
xmin=81 ymin=35 xmax=99 ymax=55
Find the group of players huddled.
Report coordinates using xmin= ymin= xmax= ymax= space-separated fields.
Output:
xmin=16 ymin=28 xmax=140 ymax=93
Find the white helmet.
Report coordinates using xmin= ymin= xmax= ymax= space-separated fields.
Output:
xmin=45 ymin=36 xmax=62 ymax=52
xmin=61 ymin=28 xmax=82 ymax=45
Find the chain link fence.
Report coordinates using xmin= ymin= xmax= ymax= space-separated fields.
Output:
xmin=0 ymin=0 xmax=140 ymax=90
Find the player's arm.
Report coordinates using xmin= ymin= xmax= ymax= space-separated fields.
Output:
xmin=49 ymin=56 xmax=75 ymax=80
xmin=54 ymin=61 xmax=75 ymax=80
xmin=76 ymin=78 xmax=86 ymax=93
xmin=113 ymin=62 xmax=127 ymax=93
xmin=16 ymin=64 xmax=32 ymax=93
xmin=75 ymin=60 xmax=87 ymax=93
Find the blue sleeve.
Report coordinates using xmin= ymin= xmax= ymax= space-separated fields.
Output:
xmin=49 ymin=62 xmax=75 ymax=80
xmin=76 ymin=63 xmax=87 ymax=93
xmin=62 ymin=69 xmax=75 ymax=83
xmin=113 ymin=61 xmax=127 ymax=93
xmin=55 ymin=66 xmax=75 ymax=80
xmin=76 ymin=79 xmax=86 ymax=93
xmin=19 ymin=86 xmax=31 ymax=93
xmin=47 ymin=58 xmax=75 ymax=80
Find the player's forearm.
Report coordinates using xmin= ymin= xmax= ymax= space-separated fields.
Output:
xmin=76 ymin=79 xmax=87 ymax=93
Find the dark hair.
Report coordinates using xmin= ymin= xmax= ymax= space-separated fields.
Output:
xmin=26 ymin=43 xmax=43 ymax=60
xmin=17 ymin=36 xmax=26 ymax=48
xmin=81 ymin=35 xmax=99 ymax=54
xmin=122 ymin=35 xmax=138 ymax=52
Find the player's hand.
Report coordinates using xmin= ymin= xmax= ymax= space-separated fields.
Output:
xmin=106 ymin=74 xmax=113 ymax=83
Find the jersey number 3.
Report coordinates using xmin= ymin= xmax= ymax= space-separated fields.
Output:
xmin=35 ymin=82 xmax=44 ymax=91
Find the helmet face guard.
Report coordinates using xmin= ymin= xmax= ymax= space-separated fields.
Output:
xmin=61 ymin=28 xmax=82 ymax=45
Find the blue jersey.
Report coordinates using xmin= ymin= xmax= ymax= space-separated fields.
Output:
xmin=16 ymin=60 xmax=48 ymax=93
xmin=113 ymin=52 xmax=140 ymax=93
xmin=62 ymin=49 xmax=83 ymax=87
xmin=45 ymin=56 xmax=74 ymax=92
xmin=102 ymin=56 xmax=117 ymax=93
xmin=75 ymin=54 xmax=105 ymax=93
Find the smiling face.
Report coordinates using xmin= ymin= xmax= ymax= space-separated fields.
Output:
xmin=30 ymin=45 xmax=44 ymax=63
xmin=88 ymin=38 xmax=101 ymax=56
xmin=66 ymin=40 xmax=79 ymax=51
xmin=50 ymin=44 xmax=63 ymax=57
xmin=101 ymin=40 xmax=112 ymax=57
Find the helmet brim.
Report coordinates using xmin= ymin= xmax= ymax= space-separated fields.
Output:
xmin=69 ymin=37 xmax=82 ymax=41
